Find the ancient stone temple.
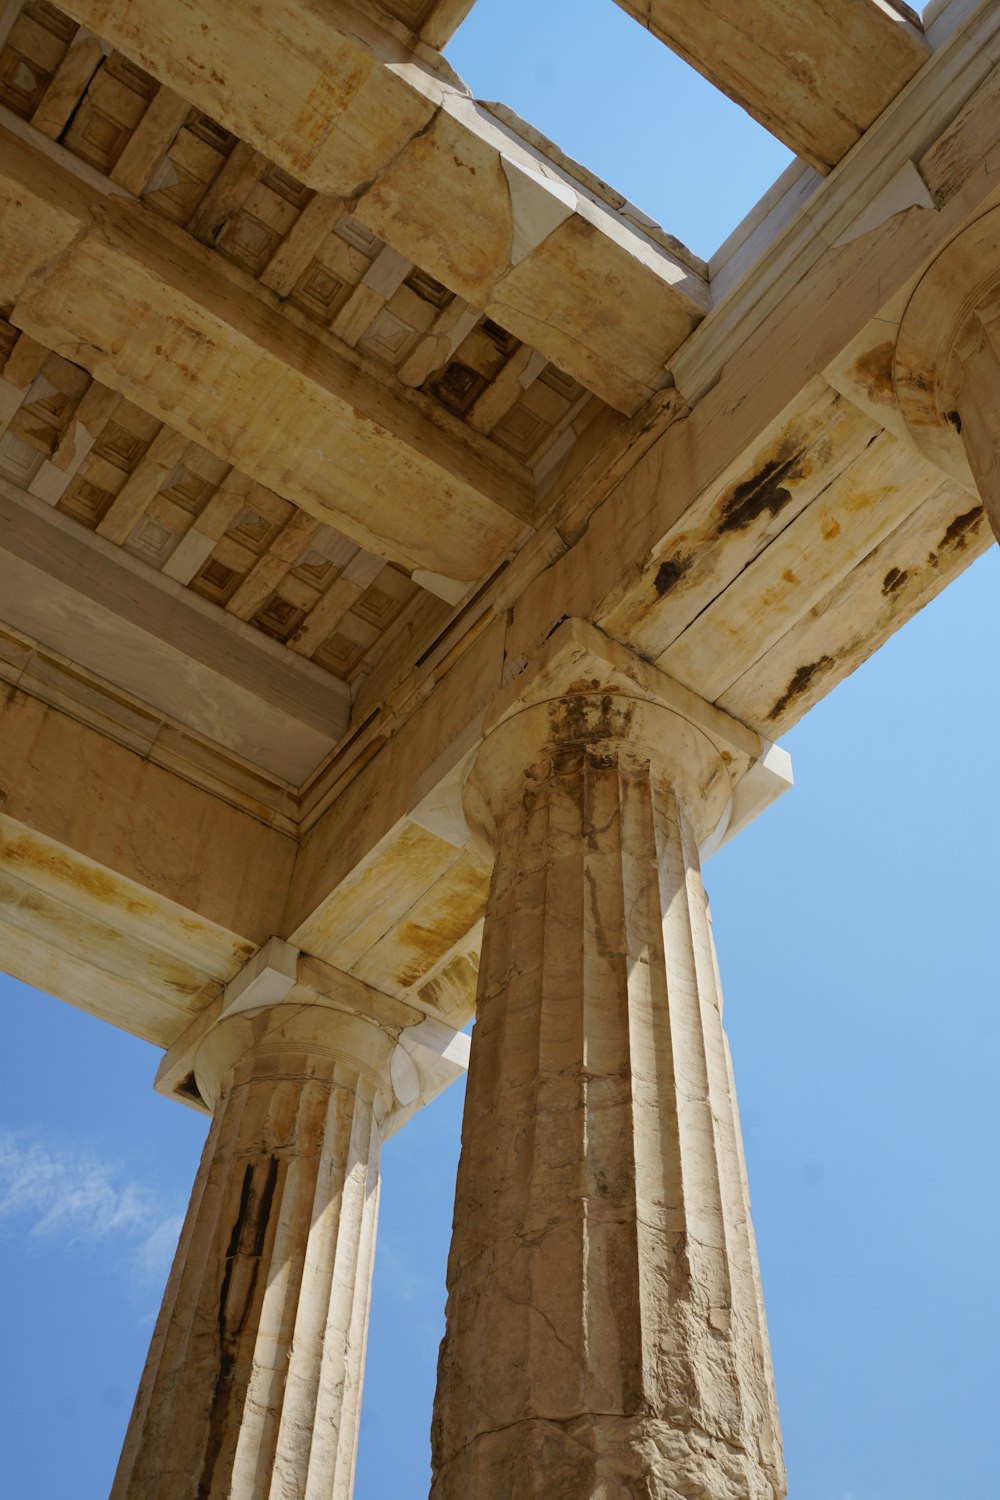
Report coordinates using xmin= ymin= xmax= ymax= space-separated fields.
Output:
xmin=0 ymin=0 xmax=996 ymax=1494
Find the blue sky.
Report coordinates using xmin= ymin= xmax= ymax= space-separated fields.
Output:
xmin=3 ymin=2 xmax=999 ymax=1497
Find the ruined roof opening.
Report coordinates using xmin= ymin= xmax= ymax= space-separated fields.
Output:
xmin=446 ymin=0 xmax=794 ymax=261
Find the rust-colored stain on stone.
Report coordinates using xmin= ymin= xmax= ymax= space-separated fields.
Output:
xmin=895 ymin=364 xmax=933 ymax=414
xmin=2 ymin=834 xmax=155 ymax=916
xmin=150 ymin=958 xmax=214 ymax=999
xmin=717 ymin=447 xmax=810 ymax=535
xmin=938 ymin=506 xmax=981 ymax=553
xmin=391 ymin=872 xmax=491 ymax=988
xmin=767 ymin=655 xmax=835 ymax=722
xmin=418 ymin=950 xmax=479 ymax=1025
xmin=653 ymin=556 xmax=689 ymax=596
xmin=851 ymin=339 xmax=896 ymax=406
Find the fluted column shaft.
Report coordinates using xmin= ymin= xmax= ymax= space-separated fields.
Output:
xmin=114 ymin=1002 xmax=394 ymax=1500
xmin=431 ymin=695 xmax=784 ymax=1500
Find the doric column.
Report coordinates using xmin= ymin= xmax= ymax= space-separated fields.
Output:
xmin=115 ymin=951 xmax=467 ymax=1500
xmin=431 ymin=625 xmax=786 ymax=1500
xmin=895 ymin=206 xmax=1000 ymax=542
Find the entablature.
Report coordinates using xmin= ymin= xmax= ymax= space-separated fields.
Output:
xmin=3 ymin=0 xmax=1000 ymax=1103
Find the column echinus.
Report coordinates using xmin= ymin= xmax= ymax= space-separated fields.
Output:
xmin=114 ymin=943 xmax=468 ymax=1500
xmin=431 ymin=620 xmax=791 ymax=1500
xmin=895 ymin=205 xmax=1000 ymax=545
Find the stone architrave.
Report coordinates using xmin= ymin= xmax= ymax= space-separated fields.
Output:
xmin=113 ymin=992 xmax=398 ymax=1500
xmin=895 ymin=205 xmax=1000 ymax=544
xmin=430 ymin=623 xmax=786 ymax=1500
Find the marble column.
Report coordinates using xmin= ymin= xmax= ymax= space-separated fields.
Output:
xmin=113 ymin=999 xmax=395 ymax=1500
xmin=431 ymin=691 xmax=785 ymax=1500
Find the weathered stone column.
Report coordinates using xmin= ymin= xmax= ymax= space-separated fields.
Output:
xmin=895 ymin=205 xmax=1000 ymax=543
xmin=114 ymin=976 xmax=405 ymax=1500
xmin=431 ymin=627 xmax=786 ymax=1499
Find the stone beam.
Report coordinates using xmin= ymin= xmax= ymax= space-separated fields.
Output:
xmin=412 ymin=0 xmax=477 ymax=49
xmin=54 ymin=0 xmax=710 ymax=411
xmin=0 ymin=124 xmax=533 ymax=582
xmin=271 ymin=14 xmax=1000 ymax=1008
xmin=359 ymin=0 xmax=478 ymax=50
xmin=503 ymin=5 xmax=1000 ymax=699
xmin=613 ymin=0 xmax=929 ymax=172
xmin=0 ymin=481 xmax=350 ymax=784
xmin=0 ymin=687 xmax=295 ymax=1045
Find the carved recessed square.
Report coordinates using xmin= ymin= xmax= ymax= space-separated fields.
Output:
xmin=427 ymin=361 xmax=490 ymax=417
xmin=187 ymin=113 xmax=237 ymax=156
xmin=0 ymin=47 xmax=51 ymax=118
xmin=77 ymin=108 xmax=129 ymax=165
xmin=217 ymin=211 xmax=279 ymax=276
xmin=261 ymin=164 xmax=312 ymax=209
xmin=57 ymin=476 xmax=116 ymax=528
xmin=104 ymin=51 xmax=157 ymax=99
xmin=252 ymin=594 xmax=306 ymax=643
xmin=189 ymin=555 xmax=244 ymax=605
xmin=335 ymin=215 xmax=381 ymax=258
xmin=353 ymin=577 xmax=413 ymax=629
xmin=358 ymin=308 xmax=420 ymax=367
xmin=63 ymin=53 xmax=153 ymax=173
xmin=404 ymin=268 xmax=454 ymax=309
xmin=491 ymin=402 xmax=551 ymax=460
xmin=14 ymin=362 xmax=88 ymax=456
xmin=481 ymin=319 xmax=519 ymax=357
xmin=92 ymin=420 xmax=154 ymax=473
xmin=0 ymin=431 xmax=44 ymax=487
xmin=125 ymin=516 xmax=178 ymax=567
xmin=0 ymin=3 xmax=74 ymax=119
xmin=291 ymin=261 xmax=347 ymax=324
xmin=538 ymin=365 xmax=584 ymax=403
xmin=25 ymin=3 xmax=77 ymax=42
xmin=159 ymin=465 xmax=215 ymax=515
xmin=226 ymin=507 xmax=287 ymax=555
xmin=313 ymin=630 xmax=365 ymax=678
xmin=142 ymin=156 xmax=211 ymax=225
xmin=290 ymin=546 xmax=337 ymax=589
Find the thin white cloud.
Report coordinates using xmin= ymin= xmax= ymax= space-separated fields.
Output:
xmin=0 ymin=1131 xmax=183 ymax=1287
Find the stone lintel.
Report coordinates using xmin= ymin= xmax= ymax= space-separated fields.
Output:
xmin=612 ymin=0 xmax=928 ymax=173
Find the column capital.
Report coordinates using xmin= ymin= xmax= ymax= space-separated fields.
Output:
xmin=895 ymin=206 xmax=1000 ymax=532
xmin=468 ymin=617 xmax=790 ymax=850
xmin=154 ymin=943 xmax=469 ymax=1134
